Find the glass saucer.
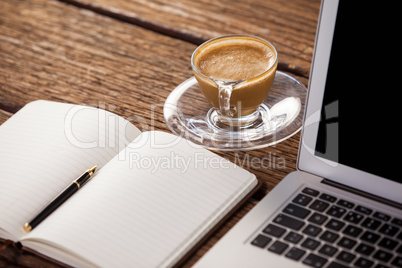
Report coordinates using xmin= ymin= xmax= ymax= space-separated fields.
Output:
xmin=163 ymin=71 xmax=307 ymax=151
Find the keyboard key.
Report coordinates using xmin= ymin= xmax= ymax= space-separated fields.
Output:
xmin=337 ymin=199 xmax=354 ymax=209
xmin=284 ymin=232 xmax=303 ymax=244
xmin=327 ymin=262 xmax=349 ymax=268
xmin=303 ymin=253 xmax=327 ymax=268
xmin=319 ymin=193 xmax=337 ymax=203
xmin=391 ymin=256 xmax=402 ymax=267
xmin=336 ymin=250 xmax=356 ymax=263
xmin=325 ymin=219 xmax=345 ymax=231
xmin=302 ymin=187 xmax=320 ymax=197
xmin=374 ymin=265 xmax=390 ymax=268
xmin=285 ymin=247 xmax=306 ymax=261
xmin=302 ymin=224 xmax=322 ymax=237
xmin=354 ymin=257 xmax=374 ymax=268
xmin=262 ymin=224 xmax=286 ymax=238
xmin=273 ymin=214 xmax=305 ymax=230
xmin=301 ymin=238 xmax=320 ymax=250
xmin=337 ymin=237 xmax=357 ymax=249
xmin=360 ymin=231 xmax=380 ymax=244
xmin=268 ymin=241 xmax=288 ymax=254
xmin=326 ymin=205 xmax=347 ymax=218
xmin=283 ymin=203 xmax=311 ymax=219
xmin=373 ymin=249 xmax=393 ymax=262
xmin=309 ymin=200 xmax=330 ymax=212
xmin=379 ymin=224 xmax=399 ymax=237
xmin=373 ymin=211 xmax=391 ymax=221
xmin=344 ymin=211 xmax=364 ymax=224
xmin=397 ymin=244 xmax=402 ymax=254
xmin=318 ymin=244 xmax=338 ymax=257
xmin=391 ymin=217 xmax=402 ymax=227
xmin=292 ymin=193 xmax=313 ymax=206
xmin=361 ymin=217 xmax=381 ymax=230
xmin=320 ymin=230 xmax=340 ymax=243
xmin=378 ymin=237 xmax=398 ymax=250
xmin=308 ymin=212 xmax=328 ymax=225
xmin=355 ymin=205 xmax=372 ymax=215
xmin=251 ymin=234 xmax=271 ymax=248
xmin=355 ymin=243 xmax=375 ymax=256
xmin=343 ymin=225 xmax=363 ymax=237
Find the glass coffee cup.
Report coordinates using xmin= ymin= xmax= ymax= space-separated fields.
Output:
xmin=191 ymin=35 xmax=278 ymax=127
xmin=164 ymin=34 xmax=306 ymax=150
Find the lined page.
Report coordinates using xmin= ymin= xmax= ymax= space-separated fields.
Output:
xmin=22 ymin=131 xmax=257 ymax=268
xmin=0 ymin=100 xmax=141 ymax=240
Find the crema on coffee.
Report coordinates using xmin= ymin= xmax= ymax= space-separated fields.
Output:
xmin=194 ymin=38 xmax=275 ymax=82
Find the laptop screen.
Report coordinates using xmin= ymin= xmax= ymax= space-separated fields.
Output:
xmin=314 ymin=0 xmax=400 ymax=184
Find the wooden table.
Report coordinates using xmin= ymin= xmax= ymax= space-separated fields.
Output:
xmin=0 ymin=0 xmax=321 ymax=266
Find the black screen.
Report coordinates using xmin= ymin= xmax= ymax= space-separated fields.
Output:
xmin=315 ymin=0 xmax=400 ymax=183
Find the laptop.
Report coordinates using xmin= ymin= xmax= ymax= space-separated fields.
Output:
xmin=194 ymin=0 xmax=402 ymax=267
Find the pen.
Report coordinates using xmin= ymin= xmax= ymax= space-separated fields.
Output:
xmin=23 ymin=165 xmax=98 ymax=232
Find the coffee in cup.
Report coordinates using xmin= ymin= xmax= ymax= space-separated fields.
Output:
xmin=191 ymin=35 xmax=278 ymax=126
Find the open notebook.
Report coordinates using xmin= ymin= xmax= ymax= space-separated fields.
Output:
xmin=0 ymin=100 xmax=258 ymax=267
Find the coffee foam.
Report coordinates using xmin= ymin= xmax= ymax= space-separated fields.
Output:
xmin=194 ymin=38 xmax=276 ymax=82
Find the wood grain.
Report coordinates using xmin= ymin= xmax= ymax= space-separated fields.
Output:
xmin=59 ymin=0 xmax=321 ymax=77
xmin=0 ymin=239 xmax=65 ymax=268
xmin=0 ymin=109 xmax=12 ymax=125
xmin=0 ymin=0 xmax=194 ymax=126
xmin=0 ymin=0 xmax=302 ymax=196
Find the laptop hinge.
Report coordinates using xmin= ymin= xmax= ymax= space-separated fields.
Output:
xmin=321 ymin=178 xmax=402 ymax=210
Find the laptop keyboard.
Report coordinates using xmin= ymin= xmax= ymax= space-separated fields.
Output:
xmin=250 ymin=187 xmax=402 ymax=268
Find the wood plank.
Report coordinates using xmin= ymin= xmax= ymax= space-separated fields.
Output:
xmin=0 ymin=109 xmax=12 ymax=124
xmin=60 ymin=0 xmax=321 ymax=77
xmin=0 ymin=0 xmax=195 ymax=128
xmin=0 ymin=239 xmax=64 ymax=268
xmin=0 ymin=0 xmax=301 ymax=197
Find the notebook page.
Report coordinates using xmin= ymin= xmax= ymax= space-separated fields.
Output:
xmin=0 ymin=100 xmax=141 ymax=240
xmin=21 ymin=131 xmax=256 ymax=268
